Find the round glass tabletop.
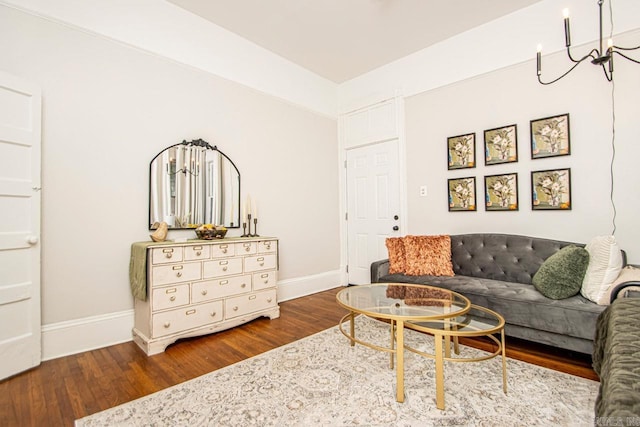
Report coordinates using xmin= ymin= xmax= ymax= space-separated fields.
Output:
xmin=336 ymin=283 xmax=471 ymax=321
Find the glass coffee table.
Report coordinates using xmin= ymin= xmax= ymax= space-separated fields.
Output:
xmin=336 ymin=283 xmax=507 ymax=409
xmin=336 ymin=283 xmax=471 ymax=404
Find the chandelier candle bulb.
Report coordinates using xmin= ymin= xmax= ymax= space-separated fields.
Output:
xmin=536 ymin=44 xmax=542 ymax=75
xmin=563 ymin=9 xmax=571 ymax=47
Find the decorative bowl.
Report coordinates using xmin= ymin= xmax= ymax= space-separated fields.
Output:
xmin=195 ymin=228 xmax=228 ymax=240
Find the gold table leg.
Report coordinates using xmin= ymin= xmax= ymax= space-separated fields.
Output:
xmin=435 ymin=332 xmax=445 ymax=409
xmin=396 ymin=320 xmax=405 ymax=403
xmin=501 ymin=329 xmax=508 ymax=394
xmin=349 ymin=311 xmax=355 ymax=347
xmin=390 ymin=319 xmax=395 ymax=369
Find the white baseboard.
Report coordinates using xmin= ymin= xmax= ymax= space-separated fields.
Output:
xmin=41 ymin=309 xmax=134 ymax=361
xmin=41 ymin=270 xmax=345 ymax=361
xmin=277 ymin=269 xmax=343 ymax=302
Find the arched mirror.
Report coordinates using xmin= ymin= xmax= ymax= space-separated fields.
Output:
xmin=149 ymin=139 xmax=240 ymax=229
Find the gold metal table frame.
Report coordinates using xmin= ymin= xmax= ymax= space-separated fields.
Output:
xmin=336 ymin=284 xmax=507 ymax=410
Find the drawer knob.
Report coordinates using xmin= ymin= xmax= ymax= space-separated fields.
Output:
xmin=222 ymin=267 xmax=228 ymax=272
xmin=267 ymin=298 xmax=273 ymax=303
xmin=165 ymin=253 xmax=172 ymax=259
xmin=196 ymin=251 xmax=202 ymax=256
xmin=245 ymin=247 xmax=250 ymax=252
xmin=233 ymin=306 xmax=238 ymax=311
xmin=176 ymin=272 xmax=182 ymax=277
xmin=210 ymin=312 xmax=216 ymax=317
xmin=241 ymin=283 xmax=247 ymax=288
xmin=265 ymin=244 xmax=271 ymax=249
xmin=201 ymin=290 xmax=208 ymax=295
xmin=170 ymin=296 xmax=176 ymax=302
xmin=263 ymin=279 xmax=269 ymax=284
xmin=259 ymin=262 xmax=264 ymax=266
xmin=222 ymin=249 xmax=227 ymax=254
xmin=164 ymin=322 xmax=171 ymax=328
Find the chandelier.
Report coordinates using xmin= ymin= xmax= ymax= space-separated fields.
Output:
xmin=536 ymin=0 xmax=640 ymax=85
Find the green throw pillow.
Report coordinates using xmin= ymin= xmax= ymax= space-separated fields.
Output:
xmin=533 ymin=245 xmax=590 ymax=299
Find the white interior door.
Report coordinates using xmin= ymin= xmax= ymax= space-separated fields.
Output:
xmin=346 ymin=139 xmax=401 ymax=284
xmin=0 ymin=70 xmax=42 ymax=380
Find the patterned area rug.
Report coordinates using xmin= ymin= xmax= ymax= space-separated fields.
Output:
xmin=76 ymin=316 xmax=598 ymax=426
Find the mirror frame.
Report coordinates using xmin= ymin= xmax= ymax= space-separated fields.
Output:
xmin=148 ymin=139 xmax=241 ymax=230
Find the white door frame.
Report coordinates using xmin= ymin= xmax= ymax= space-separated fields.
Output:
xmin=338 ymin=95 xmax=407 ymax=286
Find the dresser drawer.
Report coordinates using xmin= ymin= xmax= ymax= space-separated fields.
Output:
xmin=184 ymin=245 xmax=210 ymax=261
xmin=252 ymin=271 xmax=277 ymax=291
xmin=151 ymin=247 xmax=183 ymax=264
xmin=258 ymin=240 xmax=277 ymax=254
xmin=236 ymin=241 xmax=257 ymax=255
xmin=203 ymin=258 xmax=243 ymax=278
xmin=244 ymin=254 xmax=277 ymax=272
xmin=151 ymin=262 xmax=201 ymax=286
xmin=211 ymin=243 xmax=234 ymax=258
xmin=225 ymin=289 xmax=277 ymax=319
xmin=152 ymin=300 xmax=223 ymax=337
xmin=152 ymin=284 xmax=190 ymax=311
xmin=191 ymin=275 xmax=251 ymax=303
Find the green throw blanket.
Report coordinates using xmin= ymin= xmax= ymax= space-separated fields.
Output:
xmin=592 ymin=298 xmax=640 ymax=418
xmin=129 ymin=241 xmax=185 ymax=300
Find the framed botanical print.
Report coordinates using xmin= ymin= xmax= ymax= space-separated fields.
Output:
xmin=447 ymin=133 xmax=476 ymax=170
xmin=484 ymin=173 xmax=518 ymax=211
xmin=530 ymin=113 xmax=570 ymax=159
xmin=484 ymin=124 xmax=518 ymax=165
xmin=448 ymin=176 xmax=477 ymax=211
xmin=531 ymin=168 xmax=571 ymax=210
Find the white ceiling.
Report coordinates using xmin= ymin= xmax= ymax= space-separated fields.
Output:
xmin=167 ymin=0 xmax=543 ymax=83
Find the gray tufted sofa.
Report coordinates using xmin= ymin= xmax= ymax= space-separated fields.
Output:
xmin=371 ymin=234 xmax=628 ymax=354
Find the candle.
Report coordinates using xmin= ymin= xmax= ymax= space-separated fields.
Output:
xmin=536 ymin=44 xmax=542 ymax=76
xmin=563 ymin=9 xmax=571 ymax=47
xmin=246 ymin=195 xmax=252 ymax=220
xmin=253 ymin=200 xmax=258 ymax=219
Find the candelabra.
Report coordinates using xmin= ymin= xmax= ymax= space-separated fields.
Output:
xmin=253 ymin=217 xmax=259 ymax=237
xmin=241 ymin=214 xmax=252 ymax=237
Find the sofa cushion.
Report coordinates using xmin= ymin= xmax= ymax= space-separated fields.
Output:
xmin=581 ymin=235 xmax=623 ymax=303
xmin=403 ymin=235 xmax=454 ymax=276
xmin=385 ymin=237 xmax=406 ymax=274
xmin=450 ymin=234 xmax=577 ymax=285
xmin=378 ymin=272 xmax=606 ymax=341
xmin=532 ymin=245 xmax=590 ymax=299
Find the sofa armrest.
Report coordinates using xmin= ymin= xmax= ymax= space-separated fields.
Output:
xmin=609 ymin=281 xmax=640 ymax=302
xmin=371 ymin=259 xmax=390 ymax=283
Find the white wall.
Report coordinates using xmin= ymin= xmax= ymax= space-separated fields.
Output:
xmin=0 ymin=5 xmax=340 ymax=358
xmin=404 ymin=30 xmax=640 ymax=263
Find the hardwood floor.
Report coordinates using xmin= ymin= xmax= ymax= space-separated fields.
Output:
xmin=0 ymin=287 xmax=597 ymax=426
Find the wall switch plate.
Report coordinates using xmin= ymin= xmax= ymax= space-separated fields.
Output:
xmin=419 ymin=185 xmax=427 ymax=197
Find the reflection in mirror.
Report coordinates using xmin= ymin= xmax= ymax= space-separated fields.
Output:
xmin=149 ymin=139 xmax=240 ymax=229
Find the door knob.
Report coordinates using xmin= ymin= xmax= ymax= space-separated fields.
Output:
xmin=394 ymin=215 xmax=399 ymax=220
xmin=392 ymin=226 xmax=399 ymax=231
xmin=27 ymin=235 xmax=39 ymax=245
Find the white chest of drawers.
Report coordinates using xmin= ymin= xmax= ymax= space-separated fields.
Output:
xmin=132 ymin=237 xmax=279 ymax=355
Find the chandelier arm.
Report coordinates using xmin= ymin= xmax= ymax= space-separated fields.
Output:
xmin=612 ymin=50 xmax=640 ymax=65
xmin=538 ymin=58 xmax=590 ymax=85
xmin=613 ymin=44 xmax=640 ymax=51
xmin=567 ymin=47 xmax=600 ymax=63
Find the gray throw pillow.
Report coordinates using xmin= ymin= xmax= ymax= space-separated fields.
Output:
xmin=533 ymin=245 xmax=590 ymax=299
